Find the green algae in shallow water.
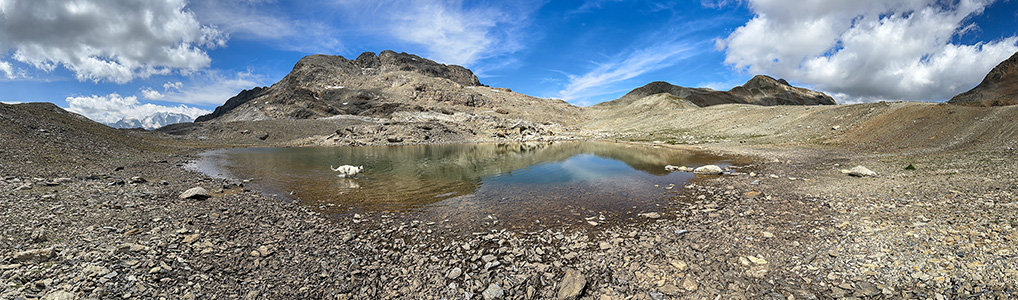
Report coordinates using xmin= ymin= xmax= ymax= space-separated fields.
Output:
xmin=196 ymin=141 xmax=744 ymax=230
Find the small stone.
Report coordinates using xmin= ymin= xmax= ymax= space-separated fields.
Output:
xmin=484 ymin=260 xmax=501 ymax=270
xmin=856 ymin=281 xmax=880 ymax=297
xmin=482 ymin=254 xmax=497 ymax=262
xmin=761 ymin=231 xmax=774 ymax=238
xmin=82 ymin=264 xmax=110 ymax=277
xmin=693 ymin=165 xmax=723 ymax=175
xmin=747 ymin=256 xmax=768 ymax=265
xmin=182 ymin=234 xmax=200 ymax=244
xmin=845 ymin=166 xmax=877 ymax=177
xmin=41 ymin=290 xmax=75 ymax=300
xmin=744 ymin=190 xmax=763 ymax=198
xmin=179 ymin=187 xmax=210 ymax=200
xmin=30 ymin=228 xmax=48 ymax=243
xmin=130 ymin=176 xmax=147 ymax=184
xmin=12 ymin=247 xmax=55 ymax=263
xmin=446 ymin=267 xmax=462 ymax=279
xmin=257 ymin=245 xmax=273 ymax=257
xmin=659 ymin=284 xmax=681 ymax=295
xmin=638 ymin=212 xmax=661 ymax=219
xmin=680 ymin=277 xmax=698 ymax=291
xmin=557 ymin=268 xmax=587 ymax=300
xmin=599 ymin=241 xmax=612 ymax=250
xmin=250 ymin=250 xmax=261 ymax=257
xmin=245 ymin=290 xmax=259 ymax=300
xmin=670 ymin=260 xmax=688 ymax=271
xmin=746 ymin=267 xmax=768 ymax=278
xmin=482 ymin=283 xmax=504 ymax=300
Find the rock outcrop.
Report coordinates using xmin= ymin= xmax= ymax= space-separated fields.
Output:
xmin=949 ymin=51 xmax=1018 ymax=106
xmin=600 ymin=75 xmax=836 ymax=108
xmin=194 ymin=87 xmax=267 ymax=122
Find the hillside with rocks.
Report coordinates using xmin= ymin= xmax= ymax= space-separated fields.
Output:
xmin=949 ymin=51 xmax=1018 ymax=106
xmin=596 ymin=75 xmax=836 ymax=109
xmin=0 ymin=102 xmax=177 ymax=177
xmin=183 ymin=50 xmax=584 ymax=144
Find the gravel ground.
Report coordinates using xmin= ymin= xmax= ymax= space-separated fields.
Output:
xmin=3 ymin=102 xmax=1018 ymax=299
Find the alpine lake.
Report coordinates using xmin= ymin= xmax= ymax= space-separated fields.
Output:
xmin=193 ymin=141 xmax=749 ymax=232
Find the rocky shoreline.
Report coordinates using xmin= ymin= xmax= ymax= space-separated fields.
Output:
xmin=3 ymin=133 xmax=1017 ymax=299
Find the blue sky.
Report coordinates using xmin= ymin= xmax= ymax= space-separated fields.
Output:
xmin=1 ymin=0 xmax=1016 ymax=124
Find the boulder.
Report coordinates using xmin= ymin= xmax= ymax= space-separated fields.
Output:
xmin=179 ymin=187 xmax=210 ymax=200
xmin=693 ymin=165 xmax=723 ymax=175
xmin=844 ymin=166 xmax=877 ymax=177
xmin=12 ymin=247 xmax=55 ymax=262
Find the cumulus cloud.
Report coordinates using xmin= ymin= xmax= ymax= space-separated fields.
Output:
xmin=66 ymin=93 xmax=210 ymax=125
xmin=139 ymin=72 xmax=262 ymax=105
xmin=717 ymin=0 xmax=1018 ymax=102
xmin=0 ymin=0 xmax=225 ymax=84
xmin=335 ymin=0 xmax=538 ymax=66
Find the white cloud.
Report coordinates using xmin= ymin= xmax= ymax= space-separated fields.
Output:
xmin=335 ymin=0 xmax=538 ymax=66
xmin=718 ymin=0 xmax=1018 ymax=101
xmin=139 ymin=81 xmax=184 ymax=100
xmin=0 ymin=60 xmax=15 ymax=79
xmin=557 ymin=41 xmax=701 ymax=105
xmin=66 ymin=93 xmax=210 ymax=125
xmin=139 ymin=72 xmax=262 ymax=105
xmin=164 ymin=81 xmax=183 ymax=91
xmin=140 ymin=88 xmax=165 ymax=100
xmin=0 ymin=0 xmax=225 ymax=84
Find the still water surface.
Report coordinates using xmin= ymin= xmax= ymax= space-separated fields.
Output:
xmin=196 ymin=141 xmax=742 ymax=230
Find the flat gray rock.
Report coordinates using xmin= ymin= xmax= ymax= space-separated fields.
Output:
xmin=179 ymin=187 xmax=210 ymax=199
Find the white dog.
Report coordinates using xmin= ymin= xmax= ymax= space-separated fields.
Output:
xmin=330 ymin=165 xmax=364 ymax=178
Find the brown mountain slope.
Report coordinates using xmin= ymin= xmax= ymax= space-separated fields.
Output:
xmin=596 ymin=75 xmax=836 ymax=109
xmin=195 ymin=50 xmax=582 ymax=127
xmin=0 ymin=103 xmax=165 ymax=177
xmin=582 ymin=101 xmax=1018 ymax=152
xmin=949 ymin=51 xmax=1018 ymax=106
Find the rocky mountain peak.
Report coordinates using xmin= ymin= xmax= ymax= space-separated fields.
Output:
xmin=601 ymin=75 xmax=835 ymax=108
xmin=949 ymin=51 xmax=1018 ymax=106
xmin=741 ymin=75 xmax=790 ymax=89
xmin=729 ymin=75 xmax=835 ymax=106
xmin=284 ymin=51 xmax=480 ymax=87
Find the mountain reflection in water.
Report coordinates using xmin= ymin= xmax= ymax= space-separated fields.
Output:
xmin=198 ymin=141 xmax=744 ymax=229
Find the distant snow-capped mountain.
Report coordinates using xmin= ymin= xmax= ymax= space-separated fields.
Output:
xmin=108 ymin=112 xmax=195 ymax=130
